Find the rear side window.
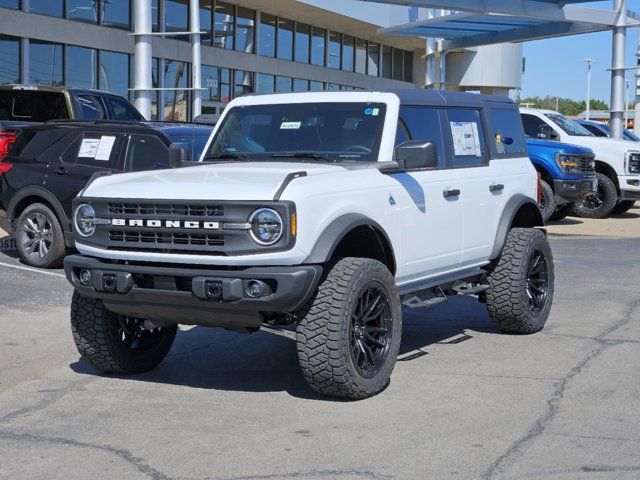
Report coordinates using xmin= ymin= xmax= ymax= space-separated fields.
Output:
xmin=488 ymin=107 xmax=526 ymax=156
xmin=77 ymin=94 xmax=108 ymax=120
xmin=397 ymin=107 xmax=445 ymax=168
xmin=123 ymin=135 xmax=169 ymax=172
xmin=582 ymin=124 xmax=606 ymax=137
xmin=0 ymin=91 xmax=68 ymax=121
xmin=10 ymin=130 xmax=68 ymax=160
xmin=445 ymin=109 xmax=486 ymax=167
xmin=62 ymin=132 xmax=122 ymax=168
xmin=107 ymin=96 xmax=143 ymax=121
xmin=521 ymin=113 xmax=549 ymax=138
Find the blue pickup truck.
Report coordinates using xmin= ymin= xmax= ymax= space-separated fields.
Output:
xmin=526 ymin=139 xmax=597 ymax=221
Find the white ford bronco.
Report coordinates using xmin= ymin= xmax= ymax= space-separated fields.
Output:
xmin=65 ymin=90 xmax=554 ymax=399
xmin=520 ymin=108 xmax=640 ymax=218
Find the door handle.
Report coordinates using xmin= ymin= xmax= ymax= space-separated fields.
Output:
xmin=489 ymin=183 xmax=505 ymax=192
xmin=53 ymin=167 xmax=68 ymax=175
xmin=443 ymin=188 xmax=461 ymax=198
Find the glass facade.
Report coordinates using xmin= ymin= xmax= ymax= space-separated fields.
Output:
xmin=66 ymin=46 xmax=97 ymax=89
xmin=311 ymin=27 xmax=326 ymax=67
xmin=295 ymin=24 xmax=310 ymax=64
xmin=328 ymin=32 xmax=341 ymax=70
xmin=0 ymin=35 xmax=20 ymax=84
xmin=165 ymin=0 xmax=189 ymax=41
xmin=30 ymin=0 xmax=63 ymax=17
xmin=102 ymin=0 xmax=130 ymax=29
xmin=277 ymin=18 xmax=294 ymax=61
xmin=259 ymin=14 xmax=276 ymax=57
xmin=0 ymin=0 xmax=19 ymax=8
xmin=235 ymin=7 xmax=255 ymax=53
xmin=29 ymin=40 xmax=63 ymax=86
xmin=99 ymin=50 xmax=129 ymax=98
xmin=164 ymin=60 xmax=189 ymax=121
xmin=66 ymin=0 xmax=97 ymax=23
xmin=214 ymin=1 xmax=234 ymax=50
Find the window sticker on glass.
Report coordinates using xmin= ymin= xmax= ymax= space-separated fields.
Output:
xmin=95 ymin=136 xmax=117 ymax=161
xmin=450 ymin=121 xmax=482 ymax=157
xmin=78 ymin=138 xmax=101 ymax=158
xmin=280 ymin=121 xmax=301 ymax=130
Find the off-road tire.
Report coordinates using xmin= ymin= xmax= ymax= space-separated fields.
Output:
xmin=15 ymin=203 xmax=66 ymax=268
xmin=70 ymin=291 xmax=177 ymax=374
xmin=485 ymin=228 xmax=554 ymax=334
xmin=538 ymin=179 xmax=556 ymax=223
xmin=611 ymin=200 xmax=636 ymax=215
xmin=548 ymin=202 xmax=574 ymax=222
xmin=573 ymin=172 xmax=618 ymax=219
xmin=296 ymin=258 xmax=402 ymax=400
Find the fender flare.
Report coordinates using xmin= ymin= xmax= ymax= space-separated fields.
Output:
xmin=6 ymin=186 xmax=73 ymax=245
xmin=490 ymin=194 xmax=544 ymax=260
xmin=304 ymin=213 xmax=396 ymax=270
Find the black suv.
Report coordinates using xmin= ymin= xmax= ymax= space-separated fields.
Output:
xmin=0 ymin=121 xmax=212 ymax=268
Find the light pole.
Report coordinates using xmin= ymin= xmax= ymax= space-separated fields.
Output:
xmin=625 ymin=79 xmax=631 ymax=126
xmin=585 ymin=57 xmax=596 ymax=120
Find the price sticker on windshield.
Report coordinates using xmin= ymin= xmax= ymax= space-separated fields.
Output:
xmin=280 ymin=121 xmax=302 ymax=130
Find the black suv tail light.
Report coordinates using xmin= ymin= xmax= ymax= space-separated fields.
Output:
xmin=0 ymin=132 xmax=17 ymax=160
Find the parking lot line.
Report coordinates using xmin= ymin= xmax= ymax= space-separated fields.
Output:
xmin=0 ymin=261 xmax=65 ymax=278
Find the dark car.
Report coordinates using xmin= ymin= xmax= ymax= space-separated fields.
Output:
xmin=0 ymin=120 xmax=212 ymax=268
xmin=0 ymin=85 xmax=144 ymax=160
xmin=576 ymin=119 xmax=640 ymax=142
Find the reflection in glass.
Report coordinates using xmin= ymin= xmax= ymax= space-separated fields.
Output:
xmin=30 ymin=0 xmax=63 ymax=17
xmin=164 ymin=60 xmax=189 ymax=121
xmin=152 ymin=0 xmax=159 ymax=32
xmin=67 ymin=0 xmax=98 ymax=23
xmin=258 ymin=13 xmax=276 ymax=57
xmin=236 ymin=7 xmax=255 ymax=53
xmin=328 ymin=32 xmax=341 ymax=70
xmin=293 ymin=79 xmax=309 ymax=92
xmin=276 ymin=76 xmax=292 ymax=93
xmin=0 ymin=35 xmax=20 ymax=84
xmin=0 ymin=0 xmax=19 ymax=8
xmin=342 ymin=35 xmax=354 ymax=72
xmin=66 ymin=46 xmax=97 ymax=89
xmin=404 ymin=50 xmax=413 ymax=82
xmin=102 ymin=0 xmax=130 ymax=28
xmin=165 ymin=0 xmax=189 ymax=41
xmin=355 ymin=38 xmax=367 ymax=74
xmin=201 ymin=65 xmax=219 ymax=113
xmin=393 ymin=48 xmax=403 ymax=81
xmin=220 ymin=68 xmax=231 ymax=103
xmin=29 ymin=40 xmax=63 ymax=86
xmin=311 ymin=27 xmax=325 ymax=67
xmin=294 ymin=23 xmax=310 ymax=63
xmin=277 ymin=18 xmax=294 ymax=61
xmin=256 ymin=73 xmax=274 ymax=94
xmin=382 ymin=45 xmax=392 ymax=79
xmin=99 ymin=50 xmax=129 ymax=98
xmin=367 ymin=43 xmax=380 ymax=77
xmin=214 ymin=2 xmax=235 ymax=50
xmin=309 ymin=81 xmax=323 ymax=92
xmin=234 ymin=70 xmax=254 ymax=98
xmin=199 ymin=0 xmax=213 ymax=45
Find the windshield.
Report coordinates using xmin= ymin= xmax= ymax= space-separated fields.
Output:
xmin=205 ymin=102 xmax=387 ymax=163
xmin=592 ymin=122 xmax=640 ymax=142
xmin=546 ymin=113 xmax=594 ymax=137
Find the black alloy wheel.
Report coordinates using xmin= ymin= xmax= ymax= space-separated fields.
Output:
xmin=526 ymin=248 xmax=550 ymax=314
xmin=349 ymin=282 xmax=394 ymax=379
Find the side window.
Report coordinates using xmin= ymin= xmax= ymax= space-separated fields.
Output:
xmin=521 ymin=114 xmax=548 ymax=138
xmin=445 ymin=109 xmax=486 ymax=168
xmin=488 ymin=107 xmax=526 ymax=156
xmin=64 ymin=132 xmax=121 ymax=168
xmin=394 ymin=119 xmax=409 ymax=147
xmin=398 ymin=107 xmax=445 ymax=168
xmin=77 ymin=95 xmax=108 ymax=120
xmin=583 ymin=124 xmax=606 ymax=137
xmin=124 ymin=135 xmax=169 ymax=172
xmin=107 ymin=96 xmax=143 ymax=121
xmin=13 ymin=130 xmax=68 ymax=160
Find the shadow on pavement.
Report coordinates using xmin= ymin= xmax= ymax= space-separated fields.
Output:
xmin=69 ymin=296 xmax=496 ymax=400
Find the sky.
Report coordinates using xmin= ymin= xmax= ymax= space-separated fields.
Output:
xmin=304 ymin=0 xmax=640 ymax=103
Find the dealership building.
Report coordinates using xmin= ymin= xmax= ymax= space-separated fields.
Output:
xmin=0 ymin=0 xmax=522 ymax=121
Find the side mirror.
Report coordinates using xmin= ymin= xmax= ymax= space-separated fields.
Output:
xmin=394 ymin=140 xmax=438 ymax=171
xmin=168 ymin=142 xmax=191 ymax=168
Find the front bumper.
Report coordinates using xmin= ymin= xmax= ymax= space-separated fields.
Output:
xmin=620 ymin=175 xmax=640 ymax=200
xmin=64 ymin=255 xmax=323 ymax=331
xmin=553 ymin=177 xmax=598 ymax=201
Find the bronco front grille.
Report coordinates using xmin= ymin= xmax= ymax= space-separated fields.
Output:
xmin=109 ymin=230 xmax=225 ymax=247
xmin=108 ymin=202 xmax=224 ymax=217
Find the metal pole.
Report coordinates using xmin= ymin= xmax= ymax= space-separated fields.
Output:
xmin=585 ymin=58 xmax=595 ymax=120
xmin=133 ymin=0 xmax=153 ymax=120
xmin=625 ymin=79 xmax=630 ymax=126
xmin=610 ymin=0 xmax=627 ymax=140
xmin=425 ymin=9 xmax=437 ymax=88
xmin=189 ymin=0 xmax=202 ymax=119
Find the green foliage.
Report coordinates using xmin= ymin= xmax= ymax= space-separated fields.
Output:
xmin=514 ymin=95 xmax=609 ymax=116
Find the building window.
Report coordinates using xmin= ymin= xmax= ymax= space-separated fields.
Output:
xmin=0 ymin=0 xmax=20 ymax=8
xmin=393 ymin=48 xmax=403 ymax=81
xmin=309 ymin=81 xmax=323 ymax=92
xmin=276 ymin=76 xmax=292 ymax=93
xmin=66 ymin=46 xmax=97 ymax=89
xmin=29 ymin=40 xmax=63 ymax=86
xmin=201 ymin=65 xmax=220 ymax=112
xmin=327 ymin=83 xmax=340 ymax=91
xmin=66 ymin=0 xmax=97 ymax=23
xmin=355 ymin=38 xmax=367 ymax=74
xmin=277 ymin=18 xmax=294 ymax=61
xmin=342 ymin=35 xmax=354 ymax=72
xmin=311 ymin=27 xmax=326 ymax=67
xmin=220 ymin=68 xmax=231 ymax=103
xmin=164 ymin=60 xmax=189 ymax=121
xmin=328 ymin=32 xmax=341 ymax=70
xmin=293 ymin=79 xmax=309 ymax=92
xmin=101 ymin=0 xmax=130 ymax=29
xmin=381 ymin=45 xmax=392 ymax=79
xmin=199 ymin=0 xmax=213 ymax=45
xmin=0 ymin=35 xmax=20 ymax=84
xmin=30 ymin=0 xmax=63 ymax=17
xmin=256 ymin=73 xmax=274 ymax=94
xmin=403 ymin=50 xmax=413 ymax=82
xmin=258 ymin=13 xmax=276 ymax=57
xmin=152 ymin=0 xmax=159 ymax=32
xmin=234 ymin=70 xmax=254 ymax=98
xmin=367 ymin=43 xmax=380 ymax=77
xmin=294 ymin=23 xmax=310 ymax=63
xmin=150 ymin=57 xmax=159 ymax=119
xmin=165 ymin=0 xmax=189 ymax=41
xmin=214 ymin=1 xmax=235 ymax=50
xmin=99 ymin=50 xmax=129 ymax=99
xmin=235 ymin=7 xmax=255 ymax=53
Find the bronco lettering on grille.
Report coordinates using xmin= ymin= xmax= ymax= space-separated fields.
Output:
xmin=110 ymin=219 xmax=220 ymax=229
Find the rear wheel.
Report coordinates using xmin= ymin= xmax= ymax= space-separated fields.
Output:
xmin=485 ymin=228 xmax=554 ymax=334
xmin=611 ymin=200 xmax=636 ymax=215
xmin=15 ymin=203 xmax=66 ymax=268
xmin=548 ymin=202 xmax=575 ymax=222
xmin=296 ymin=258 xmax=402 ymax=400
xmin=573 ymin=172 xmax=618 ymax=219
xmin=538 ymin=179 xmax=556 ymax=223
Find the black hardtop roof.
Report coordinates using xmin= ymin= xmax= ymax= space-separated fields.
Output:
xmin=386 ymin=89 xmax=516 ymax=108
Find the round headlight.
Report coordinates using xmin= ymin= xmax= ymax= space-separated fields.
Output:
xmin=249 ymin=208 xmax=283 ymax=246
xmin=74 ymin=204 xmax=96 ymax=237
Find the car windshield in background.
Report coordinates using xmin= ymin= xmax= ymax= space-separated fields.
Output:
xmin=547 ymin=113 xmax=593 ymax=137
xmin=205 ymin=102 xmax=387 ymax=163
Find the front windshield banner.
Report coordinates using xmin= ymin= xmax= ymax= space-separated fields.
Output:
xmin=206 ymin=102 xmax=387 ymax=163
xmin=547 ymin=113 xmax=594 ymax=137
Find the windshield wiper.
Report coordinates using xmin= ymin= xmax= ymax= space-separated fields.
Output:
xmin=203 ymin=153 xmax=249 ymax=161
xmin=271 ymin=152 xmax=334 ymax=162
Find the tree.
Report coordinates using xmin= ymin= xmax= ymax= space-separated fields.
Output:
xmin=516 ymin=95 xmax=609 ymax=116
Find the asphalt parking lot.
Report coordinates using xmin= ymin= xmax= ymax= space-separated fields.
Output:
xmin=1 ymin=210 xmax=639 ymax=480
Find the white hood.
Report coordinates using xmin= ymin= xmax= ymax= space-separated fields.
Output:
xmin=572 ymin=136 xmax=639 ymax=152
xmin=83 ymin=162 xmax=344 ymax=200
